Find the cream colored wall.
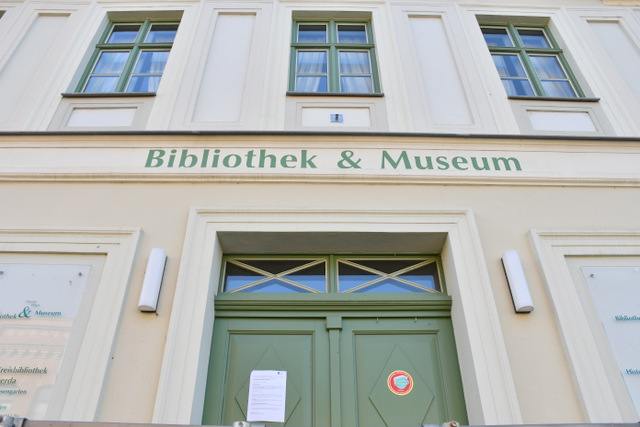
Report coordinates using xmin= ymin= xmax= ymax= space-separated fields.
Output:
xmin=1 ymin=0 xmax=640 ymax=134
xmin=0 ymin=0 xmax=639 ymax=421
xmin=2 ymin=178 xmax=640 ymax=423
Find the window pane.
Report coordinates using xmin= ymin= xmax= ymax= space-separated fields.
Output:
xmin=93 ymin=51 xmax=129 ymax=73
xmin=292 ymin=20 xmax=379 ymax=93
xmin=398 ymin=263 xmax=439 ymax=290
xmin=84 ymin=76 xmax=119 ymax=93
xmin=481 ymin=27 xmax=513 ymax=47
xmin=282 ymin=264 xmax=326 ymax=292
xmin=223 ymin=257 xmax=440 ymax=294
xmin=339 ymin=51 xmax=371 ymax=73
xmin=501 ymin=78 xmax=535 ymax=96
xmin=518 ymin=28 xmax=550 ymax=48
xmin=338 ymin=24 xmax=367 ymax=43
xmin=297 ymin=51 xmax=327 ymax=73
xmin=296 ymin=51 xmax=328 ymax=92
xmin=223 ymin=259 xmax=326 ymax=292
xmin=340 ymin=76 xmax=373 ymax=93
xmin=132 ymin=50 xmax=169 ymax=73
xmin=530 ymin=55 xmax=567 ymax=79
xmin=351 ymin=279 xmax=429 ymax=293
xmin=400 ymin=273 xmax=437 ymax=290
xmin=80 ymin=20 xmax=178 ymax=93
xmin=298 ymin=24 xmax=327 ymax=43
xmin=107 ymin=24 xmax=140 ymax=43
xmin=339 ymin=262 xmax=380 ymax=292
xmin=338 ymin=259 xmax=438 ymax=292
xmin=482 ymin=23 xmax=581 ymax=98
xmin=540 ymin=80 xmax=576 ymax=97
xmin=224 ymin=262 xmax=263 ymax=291
xmin=146 ymin=24 xmax=178 ymax=43
xmin=126 ymin=75 xmax=162 ymax=92
xmin=296 ymin=76 xmax=327 ymax=92
xmin=353 ymin=259 xmax=423 ymax=274
xmin=491 ymin=54 xmax=528 ymax=77
xmin=236 ymin=279 xmax=314 ymax=293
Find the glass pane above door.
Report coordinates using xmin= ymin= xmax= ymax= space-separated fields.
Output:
xmin=338 ymin=259 xmax=440 ymax=293
xmin=222 ymin=256 xmax=441 ymax=293
xmin=223 ymin=258 xmax=327 ymax=293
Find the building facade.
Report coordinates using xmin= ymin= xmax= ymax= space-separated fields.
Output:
xmin=1 ymin=0 xmax=640 ymax=426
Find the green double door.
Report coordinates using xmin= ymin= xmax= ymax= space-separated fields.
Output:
xmin=203 ymin=310 xmax=467 ymax=427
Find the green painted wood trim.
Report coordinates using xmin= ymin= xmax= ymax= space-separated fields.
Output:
xmin=288 ymin=21 xmax=298 ymax=91
xmin=328 ymin=326 xmax=342 ymax=427
xmin=290 ymin=18 xmax=381 ymax=94
xmin=77 ymin=19 xmax=178 ymax=93
xmin=481 ymin=22 xmax=584 ymax=98
xmin=214 ymin=292 xmax=453 ymax=314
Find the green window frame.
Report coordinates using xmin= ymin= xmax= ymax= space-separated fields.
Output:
xmin=289 ymin=19 xmax=381 ymax=94
xmin=77 ymin=19 xmax=179 ymax=93
xmin=481 ymin=23 xmax=585 ymax=98
xmin=221 ymin=255 xmax=442 ymax=294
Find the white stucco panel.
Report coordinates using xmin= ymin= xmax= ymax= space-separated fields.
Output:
xmin=2 ymin=139 xmax=640 ymax=186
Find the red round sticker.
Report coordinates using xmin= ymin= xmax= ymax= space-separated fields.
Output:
xmin=387 ymin=370 xmax=413 ymax=395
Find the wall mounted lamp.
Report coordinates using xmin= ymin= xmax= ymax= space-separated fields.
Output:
xmin=138 ymin=248 xmax=167 ymax=312
xmin=501 ymin=250 xmax=534 ymax=313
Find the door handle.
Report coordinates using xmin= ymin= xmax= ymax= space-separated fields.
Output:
xmin=232 ymin=422 xmax=265 ymax=427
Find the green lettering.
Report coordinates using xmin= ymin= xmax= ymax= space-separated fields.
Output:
xmin=145 ymin=150 xmax=165 ymax=168
xmin=179 ymin=150 xmax=198 ymax=168
xmin=280 ymin=154 xmax=297 ymax=168
xmin=223 ymin=154 xmax=241 ymax=168
xmin=211 ymin=149 xmax=221 ymax=167
xmin=381 ymin=151 xmax=411 ymax=169
xmin=259 ymin=150 xmax=277 ymax=168
xmin=471 ymin=157 xmax=490 ymax=170
xmin=245 ymin=150 xmax=256 ymax=168
xmin=492 ymin=157 xmax=522 ymax=171
xmin=201 ymin=149 xmax=210 ymax=167
xmin=452 ymin=156 xmax=468 ymax=170
xmin=301 ymin=150 xmax=317 ymax=168
xmin=167 ymin=149 xmax=177 ymax=167
xmin=413 ymin=156 xmax=433 ymax=170
xmin=436 ymin=156 xmax=449 ymax=170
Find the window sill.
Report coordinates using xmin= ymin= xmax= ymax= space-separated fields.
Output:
xmin=287 ymin=91 xmax=384 ymax=97
xmin=507 ymin=96 xmax=600 ymax=102
xmin=61 ymin=92 xmax=157 ymax=98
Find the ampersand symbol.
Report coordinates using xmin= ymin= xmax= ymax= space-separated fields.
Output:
xmin=19 ymin=306 xmax=31 ymax=318
xmin=338 ymin=150 xmax=362 ymax=169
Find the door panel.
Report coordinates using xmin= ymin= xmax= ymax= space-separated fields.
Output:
xmin=203 ymin=315 xmax=466 ymax=427
xmin=203 ymin=318 xmax=330 ymax=427
xmin=340 ymin=318 xmax=466 ymax=427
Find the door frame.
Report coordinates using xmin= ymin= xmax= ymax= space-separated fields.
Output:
xmin=152 ymin=208 xmax=522 ymax=425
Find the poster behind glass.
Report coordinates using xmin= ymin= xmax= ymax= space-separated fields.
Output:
xmin=582 ymin=266 xmax=640 ymax=416
xmin=0 ymin=264 xmax=90 ymax=418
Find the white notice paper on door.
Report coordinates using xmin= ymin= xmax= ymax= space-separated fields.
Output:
xmin=247 ymin=370 xmax=287 ymax=423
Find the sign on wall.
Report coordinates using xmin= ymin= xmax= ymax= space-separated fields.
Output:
xmin=582 ymin=266 xmax=640 ymax=416
xmin=0 ymin=263 xmax=91 ymax=418
xmin=3 ymin=143 xmax=640 ymax=185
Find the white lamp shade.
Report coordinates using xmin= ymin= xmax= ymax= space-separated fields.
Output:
xmin=502 ymin=250 xmax=534 ymax=313
xmin=138 ymin=248 xmax=167 ymax=312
